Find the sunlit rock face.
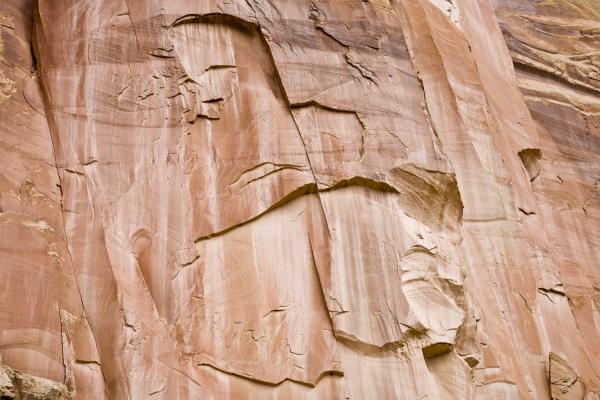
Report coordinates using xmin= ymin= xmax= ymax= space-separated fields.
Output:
xmin=0 ymin=0 xmax=599 ymax=398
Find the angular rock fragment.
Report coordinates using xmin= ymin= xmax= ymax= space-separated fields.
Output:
xmin=549 ymin=353 xmax=585 ymax=400
xmin=0 ymin=364 xmax=71 ymax=400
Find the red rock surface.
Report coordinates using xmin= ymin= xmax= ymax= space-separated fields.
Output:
xmin=0 ymin=0 xmax=598 ymax=398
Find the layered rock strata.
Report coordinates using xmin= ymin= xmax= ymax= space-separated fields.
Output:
xmin=0 ymin=0 xmax=598 ymax=398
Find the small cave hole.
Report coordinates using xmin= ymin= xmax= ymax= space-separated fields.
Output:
xmin=518 ymin=148 xmax=542 ymax=182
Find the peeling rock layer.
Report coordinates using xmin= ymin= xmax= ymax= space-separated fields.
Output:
xmin=0 ymin=0 xmax=599 ymax=399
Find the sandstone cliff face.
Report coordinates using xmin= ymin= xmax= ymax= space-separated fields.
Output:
xmin=0 ymin=0 xmax=599 ymax=398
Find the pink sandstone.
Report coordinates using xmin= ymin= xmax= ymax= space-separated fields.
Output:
xmin=0 ymin=0 xmax=599 ymax=398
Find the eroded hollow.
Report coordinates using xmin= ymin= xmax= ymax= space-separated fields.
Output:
xmin=518 ymin=148 xmax=542 ymax=182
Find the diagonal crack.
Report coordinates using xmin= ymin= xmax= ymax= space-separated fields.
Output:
xmin=31 ymin=6 xmax=108 ymax=390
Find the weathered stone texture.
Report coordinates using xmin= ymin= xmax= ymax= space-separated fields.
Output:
xmin=0 ymin=0 xmax=599 ymax=398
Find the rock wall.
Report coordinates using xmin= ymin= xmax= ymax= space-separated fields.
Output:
xmin=0 ymin=0 xmax=598 ymax=398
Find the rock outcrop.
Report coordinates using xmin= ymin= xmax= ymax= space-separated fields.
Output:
xmin=0 ymin=363 xmax=70 ymax=399
xmin=0 ymin=0 xmax=598 ymax=398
